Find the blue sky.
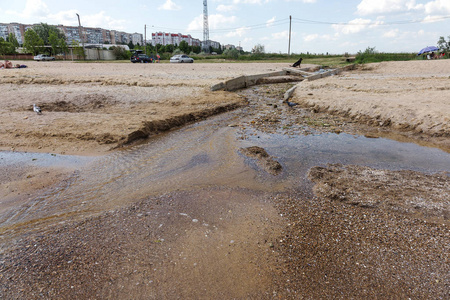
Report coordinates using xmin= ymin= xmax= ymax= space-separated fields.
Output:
xmin=2 ymin=0 xmax=450 ymax=54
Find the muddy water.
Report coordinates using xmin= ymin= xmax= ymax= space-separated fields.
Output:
xmin=2 ymin=109 xmax=449 ymax=235
xmin=2 ymin=96 xmax=450 ymax=232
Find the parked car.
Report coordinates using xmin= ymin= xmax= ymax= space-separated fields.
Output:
xmin=131 ymin=53 xmax=153 ymax=63
xmin=170 ymin=54 xmax=194 ymax=63
xmin=34 ymin=54 xmax=55 ymax=61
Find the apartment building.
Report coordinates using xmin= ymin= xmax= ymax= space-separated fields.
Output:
xmin=151 ymin=32 xmax=202 ymax=47
xmin=150 ymin=31 xmax=230 ymax=51
xmin=0 ymin=23 xmax=27 ymax=44
xmin=0 ymin=22 xmax=143 ymax=46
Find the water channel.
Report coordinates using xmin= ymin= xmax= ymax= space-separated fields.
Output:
xmin=1 ymin=86 xmax=449 ymax=235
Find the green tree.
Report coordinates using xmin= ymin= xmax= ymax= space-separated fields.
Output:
xmin=110 ymin=46 xmax=130 ymax=60
xmin=0 ymin=37 xmax=15 ymax=57
xmin=59 ymin=38 xmax=69 ymax=57
xmin=223 ymin=48 xmax=239 ymax=60
xmin=7 ymin=33 xmax=20 ymax=48
xmin=33 ymin=23 xmax=66 ymax=45
xmin=192 ymin=45 xmax=201 ymax=54
xmin=156 ymin=43 xmax=165 ymax=54
xmin=179 ymin=40 xmax=190 ymax=54
xmin=165 ymin=44 xmax=174 ymax=53
xmin=48 ymin=30 xmax=60 ymax=56
xmin=71 ymin=40 xmax=85 ymax=59
xmin=252 ymin=44 xmax=265 ymax=54
xmin=437 ymin=36 xmax=449 ymax=53
xmin=23 ymin=29 xmax=44 ymax=55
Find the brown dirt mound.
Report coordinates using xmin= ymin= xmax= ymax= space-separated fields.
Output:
xmin=32 ymin=95 xmax=117 ymax=113
xmin=240 ymin=146 xmax=282 ymax=175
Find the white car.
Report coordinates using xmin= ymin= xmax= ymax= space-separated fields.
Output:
xmin=170 ymin=54 xmax=194 ymax=63
xmin=34 ymin=54 xmax=55 ymax=61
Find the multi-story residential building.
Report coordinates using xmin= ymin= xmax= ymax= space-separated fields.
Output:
xmin=224 ymin=44 xmax=236 ymax=50
xmin=208 ymin=40 xmax=221 ymax=50
xmin=0 ymin=22 xmax=143 ymax=46
xmin=151 ymin=32 xmax=204 ymax=48
xmin=0 ymin=23 xmax=27 ymax=44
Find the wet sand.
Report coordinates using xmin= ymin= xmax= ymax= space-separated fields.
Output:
xmin=1 ymin=61 xmax=449 ymax=299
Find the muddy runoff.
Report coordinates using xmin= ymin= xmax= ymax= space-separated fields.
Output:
xmin=1 ymin=84 xmax=449 ymax=299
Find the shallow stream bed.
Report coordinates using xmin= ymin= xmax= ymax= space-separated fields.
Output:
xmin=1 ymin=84 xmax=449 ymax=299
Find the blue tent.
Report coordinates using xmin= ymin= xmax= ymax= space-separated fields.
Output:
xmin=418 ymin=46 xmax=439 ymax=55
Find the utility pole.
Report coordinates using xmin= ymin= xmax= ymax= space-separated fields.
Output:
xmin=288 ymin=15 xmax=292 ymax=55
xmin=203 ymin=0 xmax=210 ymax=53
xmin=144 ymin=24 xmax=147 ymax=55
xmin=76 ymin=13 xmax=86 ymax=59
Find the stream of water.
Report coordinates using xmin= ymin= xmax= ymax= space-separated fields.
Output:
xmin=1 ymin=95 xmax=449 ymax=234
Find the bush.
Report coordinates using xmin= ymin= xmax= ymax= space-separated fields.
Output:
xmin=356 ymin=47 xmax=416 ymax=64
xmin=223 ymin=48 xmax=239 ymax=60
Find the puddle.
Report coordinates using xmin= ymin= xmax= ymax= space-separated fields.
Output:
xmin=1 ymin=85 xmax=449 ymax=234
xmin=248 ymin=131 xmax=450 ymax=174
xmin=0 ymin=151 xmax=94 ymax=169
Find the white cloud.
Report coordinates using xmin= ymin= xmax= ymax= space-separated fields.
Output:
xmin=304 ymin=33 xmax=334 ymax=42
xmin=266 ymin=17 xmax=276 ymax=27
xmin=272 ymin=30 xmax=290 ymax=39
xmin=47 ymin=9 xmax=79 ymax=25
xmin=3 ymin=0 xmax=127 ymax=29
xmin=356 ymin=0 xmax=420 ymax=16
xmin=304 ymin=34 xmax=319 ymax=42
xmin=82 ymin=11 xmax=127 ymax=30
xmin=217 ymin=5 xmax=235 ymax=12
xmin=158 ymin=0 xmax=181 ymax=11
xmin=232 ymin=0 xmax=268 ymax=4
xmin=226 ymin=26 xmax=251 ymax=38
xmin=383 ymin=29 xmax=399 ymax=38
xmin=422 ymin=14 xmax=448 ymax=23
xmin=332 ymin=18 xmax=372 ymax=35
xmin=187 ymin=14 xmax=238 ymax=31
xmin=22 ymin=0 xmax=50 ymax=19
xmin=422 ymin=0 xmax=450 ymax=14
xmin=5 ymin=0 xmax=51 ymax=20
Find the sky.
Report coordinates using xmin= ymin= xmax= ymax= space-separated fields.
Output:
xmin=2 ymin=0 xmax=450 ymax=54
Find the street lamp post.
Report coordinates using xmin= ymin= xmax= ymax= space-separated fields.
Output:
xmin=76 ymin=13 xmax=86 ymax=59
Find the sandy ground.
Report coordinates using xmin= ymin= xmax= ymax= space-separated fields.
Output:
xmin=0 ymin=61 xmax=292 ymax=155
xmin=1 ymin=60 xmax=449 ymax=154
xmin=1 ymin=60 xmax=449 ymax=298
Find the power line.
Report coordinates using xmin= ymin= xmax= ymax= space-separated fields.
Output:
xmin=149 ymin=14 xmax=450 ymax=36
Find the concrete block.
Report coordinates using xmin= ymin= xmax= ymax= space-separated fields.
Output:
xmin=225 ymin=76 xmax=247 ymax=91
xmin=210 ymin=82 xmax=226 ymax=91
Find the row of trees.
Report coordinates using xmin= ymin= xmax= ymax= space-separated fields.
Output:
xmin=2 ymin=22 xmax=264 ymax=60
xmin=131 ymin=40 xmax=224 ymax=58
xmin=0 ymin=23 xmax=86 ymax=58
xmin=23 ymin=23 xmax=69 ymax=56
